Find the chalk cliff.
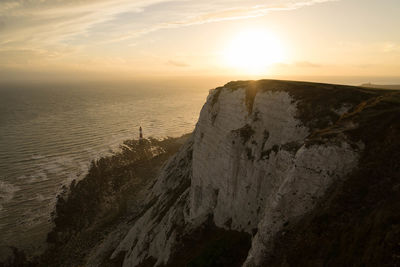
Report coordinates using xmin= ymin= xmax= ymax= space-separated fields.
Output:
xmin=33 ymin=80 xmax=400 ymax=267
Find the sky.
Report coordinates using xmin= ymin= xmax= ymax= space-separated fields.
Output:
xmin=0 ymin=0 xmax=399 ymax=83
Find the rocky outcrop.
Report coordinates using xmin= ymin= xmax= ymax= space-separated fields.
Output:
xmin=34 ymin=80 xmax=400 ymax=267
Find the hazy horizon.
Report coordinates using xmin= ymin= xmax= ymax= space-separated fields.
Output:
xmin=1 ymin=74 xmax=400 ymax=89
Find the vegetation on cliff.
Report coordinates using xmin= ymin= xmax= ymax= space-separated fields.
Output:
xmin=39 ymin=135 xmax=190 ymax=267
xmin=260 ymin=84 xmax=400 ymax=266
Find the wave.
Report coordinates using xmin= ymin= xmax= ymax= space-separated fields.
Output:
xmin=0 ymin=180 xmax=19 ymax=211
xmin=31 ymin=154 xmax=45 ymax=160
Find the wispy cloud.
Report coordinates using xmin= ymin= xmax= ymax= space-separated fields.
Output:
xmin=100 ymin=0 xmax=339 ymax=44
xmin=382 ymin=42 xmax=400 ymax=53
xmin=167 ymin=60 xmax=189 ymax=67
xmin=0 ymin=0 xmax=338 ymax=73
xmin=0 ymin=0 xmax=337 ymax=48
xmin=295 ymin=61 xmax=322 ymax=68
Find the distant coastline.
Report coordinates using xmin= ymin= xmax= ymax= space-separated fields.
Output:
xmin=361 ymin=83 xmax=400 ymax=90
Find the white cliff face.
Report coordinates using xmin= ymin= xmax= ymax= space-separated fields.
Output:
xmin=189 ymin=86 xmax=360 ymax=265
xmin=190 ymin=89 xmax=310 ymax=231
xmin=104 ymin=83 xmax=362 ymax=266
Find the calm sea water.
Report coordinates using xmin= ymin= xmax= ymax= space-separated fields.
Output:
xmin=0 ymin=81 xmax=208 ymax=253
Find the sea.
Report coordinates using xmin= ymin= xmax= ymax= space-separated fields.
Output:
xmin=0 ymin=80 xmax=209 ymax=254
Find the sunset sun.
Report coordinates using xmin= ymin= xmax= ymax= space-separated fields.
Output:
xmin=223 ymin=29 xmax=285 ymax=74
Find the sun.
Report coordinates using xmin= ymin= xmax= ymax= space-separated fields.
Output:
xmin=223 ymin=29 xmax=285 ymax=74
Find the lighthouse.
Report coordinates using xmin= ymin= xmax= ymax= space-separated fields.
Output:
xmin=139 ymin=126 xmax=143 ymax=140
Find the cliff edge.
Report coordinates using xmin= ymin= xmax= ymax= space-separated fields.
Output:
xmin=29 ymin=80 xmax=400 ymax=267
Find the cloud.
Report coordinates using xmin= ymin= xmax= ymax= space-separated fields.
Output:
xmin=102 ymin=0 xmax=338 ymax=44
xmin=0 ymin=0 xmax=338 ymax=73
xmin=0 ymin=1 xmax=20 ymax=13
xmin=382 ymin=42 xmax=400 ymax=53
xmin=0 ymin=0 xmax=337 ymax=47
xmin=295 ymin=61 xmax=321 ymax=68
xmin=167 ymin=60 xmax=189 ymax=67
xmin=0 ymin=0 xmax=163 ymax=46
